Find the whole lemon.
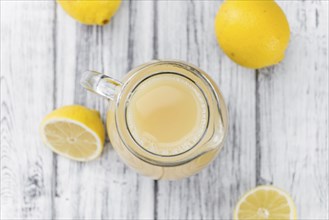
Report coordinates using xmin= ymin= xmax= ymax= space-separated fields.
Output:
xmin=215 ymin=0 xmax=290 ymax=69
xmin=57 ymin=0 xmax=121 ymax=25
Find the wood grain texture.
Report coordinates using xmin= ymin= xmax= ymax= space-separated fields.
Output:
xmin=257 ymin=1 xmax=329 ymax=219
xmin=1 ymin=1 xmax=55 ymax=219
xmin=155 ymin=1 xmax=256 ymax=219
xmin=1 ymin=0 xmax=328 ymax=219
xmin=53 ymin=1 xmax=154 ymax=219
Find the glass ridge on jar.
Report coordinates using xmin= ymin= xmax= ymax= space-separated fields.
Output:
xmin=81 ymin=60 xmax=228 ymax=180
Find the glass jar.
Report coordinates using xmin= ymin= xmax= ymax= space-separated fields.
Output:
xmin=81 ymin=60 xmax=228 ymax=180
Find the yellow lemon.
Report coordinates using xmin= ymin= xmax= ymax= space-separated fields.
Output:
xmin=234 ymin=185 xmax=297 ymax=220
xmin=40 ymin=105 xmax=105 ymax=161
xmin=215 ymin=0 xmax=290 ymax=69
xmin=57 ymin=0 xmax=121 ymax=25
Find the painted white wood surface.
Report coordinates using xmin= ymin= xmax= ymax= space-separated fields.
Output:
xmin=257 ymin=2 xmax=329 ymax=219
xmin=155 ymin=1 xmax=256 ymax=219
xmin=1 ymin=2 xmax=55 ymax=219
xmin=1 ymin=1 xmax=328 ymax=220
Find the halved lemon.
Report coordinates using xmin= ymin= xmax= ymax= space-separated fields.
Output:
xmin=40 ymin=105 xmax=105 ymax=161
xmin=234 ymin=185 xmax=297 ymax=220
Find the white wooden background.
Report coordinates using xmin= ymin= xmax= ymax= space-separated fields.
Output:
xmin=1 ymin=1 xmax=328 ymax=219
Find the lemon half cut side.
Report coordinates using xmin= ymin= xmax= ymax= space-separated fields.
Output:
xmin=40 ymin=105 xmax=105 ymax=161
xmin=234 ymin=185 xmax=297 ymax=220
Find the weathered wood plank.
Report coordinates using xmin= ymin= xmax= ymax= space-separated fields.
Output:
xmin=257 ymin=1 xmax=329 ymax=219
xmin=1 ymin=1 xmax=328 ymax=219
xmin=155 ymin=1 xmax=256 ymax=219
xmin=54 ymin=1 xmax=155 ymax=219
xmin=101 ymin=1 xmax=155 ymax=219
xmin=0 ymin=1 xmax=56 ymax=219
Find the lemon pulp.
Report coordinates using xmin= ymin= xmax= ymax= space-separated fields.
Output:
xmin=40 ymin=105 xmax=105 ymax=161
xmin=234 ymin=185 xmax=297 ymax=220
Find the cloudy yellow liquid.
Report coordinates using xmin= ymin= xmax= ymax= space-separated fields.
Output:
xmin=107 ymin=73 xmax=222 ymax=179
xmin=127 ymin=74 xmax=208 ymax=156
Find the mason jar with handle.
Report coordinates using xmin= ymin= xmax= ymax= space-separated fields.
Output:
xmin=81 ymin=60 xmax=228 ymax=180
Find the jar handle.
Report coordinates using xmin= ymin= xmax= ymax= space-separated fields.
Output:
xmin=80 ymin=71 xmax=122 ymax=101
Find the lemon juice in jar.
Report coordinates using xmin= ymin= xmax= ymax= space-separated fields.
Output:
xmin=81 ymin=60 xmax=228 ymax=180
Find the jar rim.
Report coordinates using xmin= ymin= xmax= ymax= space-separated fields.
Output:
xmin=125 ymin=71 xmax=210 ymax=157
xmin=113 ymin=60 xmax=228 ymax=167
